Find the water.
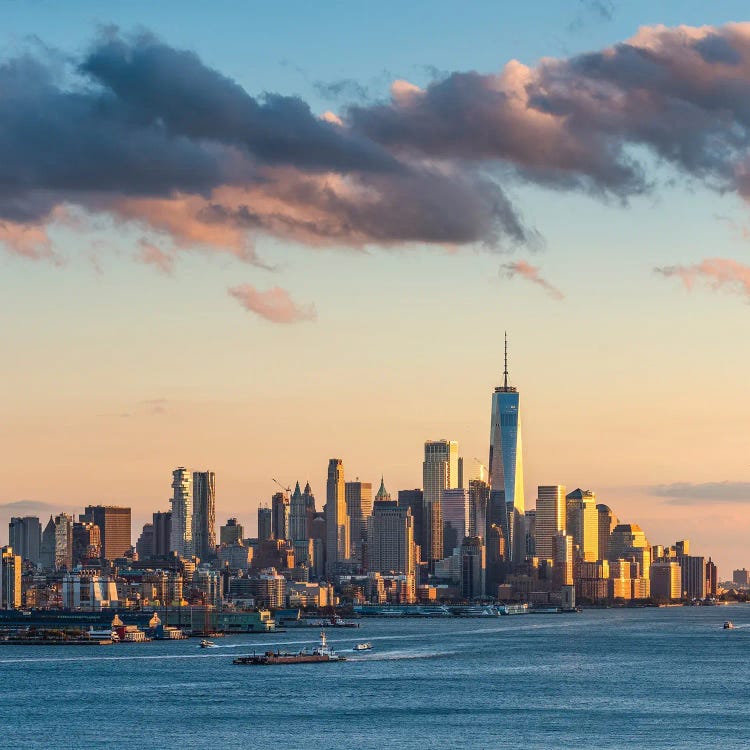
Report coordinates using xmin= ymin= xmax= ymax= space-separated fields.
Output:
xmin=2 ymin=606 xmax=749 ymax=749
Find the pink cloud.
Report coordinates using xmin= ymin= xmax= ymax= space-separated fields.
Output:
xmin=0 ymin=220 xmax=53 ymax=260
xmin=227 ymin=284 xmax=317 ymax=324
xmin=138 ymin=239 xmax=175 ymax=274
xmin=656 ymin=258 xmax=750 ymax=299
xmin=501 ymin=260 xmax=564 ymax=300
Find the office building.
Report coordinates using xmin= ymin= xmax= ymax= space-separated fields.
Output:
xmin=398 ymin=489 xmax=424 ymax=556
xmin=553 ymin=532 xmax=574 ymax=588
xmin=485 ymin=523 xmax=507 ymax=597
xmin=423 ymin=439 xmax=459 ymax=565
xmin=442 ymin=488 xmax=470 ymax=555
xmin=608 ymin=524 xmax=649 ymax=561
xmin=468 ymin=480 xmax=489 ymax=541
xmin=170 ymin=468 xmax=193 ymax=557
xmin=82 ymin=506 xmax=131 ymax=561
xmin=9 ymin=516 xmax=41 ymax=566
xmin=0 ymin=547 xmax=22 ymax=609
xmin=220 ymin=518 xmax=244 ymax=546
xmin=597 ymin=504 xmax=618 ymax=561
xmin=192 ymin=471 xmax=216 ymax=560
xmin=680 ymin=555 xmax=706 ymax=600
xmin=40 ymin=516 xmax=56 ymax=570
xmin=650 ymin=561 xmax=681 ymax=601
xmin=524 ymin=510 xmax=536 ymax=558
xmin=136 ymin=523 xmax=154 ymax=560
xmin=346 ymin=480 xmax=374 ymax=564
xmin=152 ymin=511 xmax=172 ymax=557
xmin=257 ymin=506 xmax=273 ymax=541
xmin=326 ymin=458 xmax=349 ymax=574
xmin=72 ymin=522 xmax=101 ymax=565
xmin=566 ymin=489 xmax=598 ymax=562
xmin=289 ymin=482 xmax=309 ymax=542
xmin=706 ymin=558 xmax=718 ymax=597
xmin=368 ymin=498 xmax=415 ymax=579
xmin=535 ymin=485 xmax=566 ymax=561
xmin=460 ymin=536 xmax=485 ymax=601
xmin=733 ymin=568 xmax=749 ymax=586
xmin=271 ymin=491 xmax=290 ymax=541
xmin=54 ymin=513 xmax=73 ymax=571
xmin=488 ymin=334 xmax=525 ymax=563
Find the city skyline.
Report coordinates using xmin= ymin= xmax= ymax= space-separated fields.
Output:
xmin=3 ymin=2 xmax=750 ymax=575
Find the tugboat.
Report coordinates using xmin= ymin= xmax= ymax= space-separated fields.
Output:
xmin=724 ymin=621 xmax=735 ymax=630
xmin=233 ymin=631 xmax=346 ymax=665
xmin=353 ymin=642 xmax=373 ymax=651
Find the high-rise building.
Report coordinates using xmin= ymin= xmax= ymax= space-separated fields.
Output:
xmin=524 ymin=510 xmax=536 ymax=558
xmin=346 ymin=480 xmax=373 ymax=564
xmin=54 ymin=513 xmax=73 ymax=571
xmin=423 ymin=440 xmax=459 ymax=565
xmin=368 ymin=499 xmax=415 ymax=578
xmin=82 ymin=506 xmax=131 ymax=561
xmin=271 ymin=492 xmax=290 ymax=541
xmin=40 ymin=516 xmax=56 ymax=570
xmin=609 ymin=524 xmax=648 ymax=561
xmin=0 ymin=547 xmax=22 ymax=609
xmin=192 ymin=471 xmax=216 ymax=560
xmin=152 ymin=511 xmax=172 ymax=557
xmin=170 ymin=468 xmax=193 ymax=557
xmin=460 ymin=536 xmax=486 ymax=601
xmin=220 ymin=518 xmax=244 ymax=546
xmin=650 ymin=561 xmax=681 ymax=601
xmin=468 ymin=480 xmax=489 ymax=541
xmin=326 ymin=459 xmax=349 ymax=574
xmin=289 ymin=482 xmax=308 ymax=542
xmin=553 ymin=531 xmax=574 ymax=587
xmin=535 ymin=485 xmax=566 ymax=561
xmin=397 ymin=490 xmax=424 ymax=556
xmin=136 ymin=523 xmax=154 ymax=560
xmin=302 ymin=482 xmax=317 ymax=537
xmin=680 ymin=555 xmax=706 ymax=600
xmin=565 ymin=489 xmax=599 ymax=562
xmin=596 ymin=504 xmax=618 ymax=561
xmin=485 ymin=523 xmax=506 ymax=597
xmin=442 ymin=488 xmax=470 ymax=555
xmin=9 ymin=517 xmax=41 ymax=566
xmin=257 ymin=507 xmax=273 ymax=541
xmin=733 ymin=568 xmax=750 ymax=586
xmin=72 ymin=522 xmax=101 ymax=565
xmin=706 ymin=558 xmax=718 ymax=597
xmin=488 ymin=334 xmax=525 ymax=564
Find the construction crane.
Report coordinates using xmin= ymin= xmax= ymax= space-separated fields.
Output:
xmin=272 ymin=478 xmax=291 ymax=494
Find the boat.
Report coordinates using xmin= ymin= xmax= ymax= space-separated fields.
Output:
xmin=353 ymin=642 xmax=372 ymax=651
xmin=724 ymin=621 xmax=735 ymax=630
xmin=199 ymin=639 xmax=217 ymax=648
xmin=233 ymin=631 xmax=346 ymax=665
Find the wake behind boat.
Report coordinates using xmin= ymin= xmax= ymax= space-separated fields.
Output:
xmin=233 ymin=631 xmax=346 ymax=665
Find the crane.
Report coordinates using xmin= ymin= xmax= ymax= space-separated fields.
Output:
xmin=272 ymin=478 xmax=291 ymax=494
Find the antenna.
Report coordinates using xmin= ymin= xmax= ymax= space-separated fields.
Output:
xmin=503 ymin=331 xmax=509 ymax=389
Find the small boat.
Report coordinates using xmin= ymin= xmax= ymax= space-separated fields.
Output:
xmin=724 ymin=621 xmax=735 ymax=630
xmin=199 ymin=639 xmax=217 ymax=648
xmin=353 ymin=642 xmax=372 ymax=651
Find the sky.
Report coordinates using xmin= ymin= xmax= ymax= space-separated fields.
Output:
xmin=2 ymin=0 xmax=750 ymax=575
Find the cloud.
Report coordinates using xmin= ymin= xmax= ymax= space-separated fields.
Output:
xmin=650 ymin=481 xmax=750 ymax=504
xmin=568 ymin=1 xmax=616 ymax=33
xmin=138 ymin=239 xmax=174 ymax=274
xmin=655 ymin=258 xmax=750 ymax=299
xmin=501 ymin=260 xmax=564 ymax=299
xmin=228 ymin=284 xmax=317 ymax=324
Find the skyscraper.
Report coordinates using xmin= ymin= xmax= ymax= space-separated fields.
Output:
xmin=289 ymin=482 xmax=308 ymax=542
xmin=9 ymin=516 xmax=41 ymax=566
xmin=596 ymin=504 xmax=618 ymax=561
xmin=460 ymin=536 xmax=486 ymax=601
xmin=442 ymin=488 xmax=470 ymax=554
xmin=565 ymin=489 xmax=599 ymax=562
xmin=397 ymin=489 xmax=424 ymax=556
xmin=535 ymin=485 xmax=566 ymax=561
xmin=346 ymin=480 xmax=374 ymax=565
xmin=40 ymin=517 xmax=55 ymax=570
xmin=553 ymin=531 xmax=574 ymax=587
xmin=423 ymin=440 xmax=459 ymax=566
xmin=488 ymin=334 xmax=525 ymax=564
xmin=0 ymin=547 xmax=21 ymax=609
xmin=368 ymin=499 xmax=415 ymax=579
xmin=82 ymin=506 xmax=131 ymax=561
xmin=220 ymin=518 xmax=244 ymax=546
xmin=72 ymin=522 xmax=101 ymax=565
xmin=326 ymin=458 xmax=349 ymax=574
xmin=468 ymin=480 xmax=489 ymax=541
xmin=170 ymin=468 xmax=193 ymax=557
xmin=257 ymin=507 xmax=273 ymax=541
xmin=152 ymin=511 xmax=172 ymax=557
xmin=54 ymin=513 xmax=73 ymax=571
xmin=271 ymin=491 xmax=290 ymax=541
xmin=192 ymin=471 xmax=216 ymax=560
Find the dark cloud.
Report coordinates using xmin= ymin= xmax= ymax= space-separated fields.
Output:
xmin=314 ymin=78 xmax=372 ymax=103
xmin=650 ymin=481 xmax=750 ymax=504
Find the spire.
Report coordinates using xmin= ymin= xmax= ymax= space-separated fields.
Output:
xmin=503 ymin=330 xmax=509 ymax=389
xmin=375 ymin=476 xmax=391 ymax=502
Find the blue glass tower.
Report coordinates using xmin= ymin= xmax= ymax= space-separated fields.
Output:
xmin=488 ymin=334 xmax=525 ymax=564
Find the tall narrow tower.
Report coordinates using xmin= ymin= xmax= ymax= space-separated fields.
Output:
xmin=488 ymin=333 xmax=525 ymax=565
xmin=170 ymin=467 xmax=193 ymax=558
xmin=326 ymin=459 xmax=349 ymax=575
xmin=423 ymin=439 xmax=459 ymax=566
